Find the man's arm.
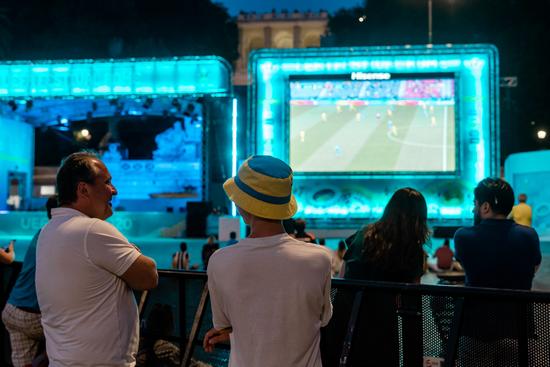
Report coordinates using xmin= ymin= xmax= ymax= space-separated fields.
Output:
xmin=121 ymin=254 xmax=158 ymax=290
xmin=86 ymin=220 xmax=158 ymax=290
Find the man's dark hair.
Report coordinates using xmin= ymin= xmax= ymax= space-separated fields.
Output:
xmin=282 ymin=218 xmax=295 ymax=234
xmin=229 ymin=231 xmax=236 ymax=240
xmin=57 ymin=152 xmax=100 ymax=206
xmin=474 ymin=177 xmax=515 ymax=215
xmin=294 ymin=218 xmax=306 ymax=234
xmin=180 ymin=242 xmax=187 ymax=252
xmin=45 ymin=195 xmax=59 ymax=219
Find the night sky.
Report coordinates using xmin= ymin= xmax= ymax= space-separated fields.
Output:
xmin=217 ymin=0 xmax=364 ymax=15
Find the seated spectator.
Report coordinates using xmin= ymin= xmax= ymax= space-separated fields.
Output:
xmin=322 ymin=187 xmax=429 ymax=367
xmin=429 ymin=239 xmax=462 ymax=272
xmin=454 ymin=178 xmax=541 ymax=356
xmin=1 ymin=195 xmax=57 ymax=367
xmin=434 ymin=239 xmax=453 ymax=270
xmin=0 ymin=240 xmax=15 ymax=264
xmin=225 ymin=231 xmax=238 ymax=246
xmin=172 ymin=242 xmax=189 ymax=270
xmin=455 ymin=178 xmax=540 ymax=290
xmin=293 ymin=218 xmax=316 ymax=243
xmin=201 ymin=236 xmax=219 ymax=270
xmin=331 ymin=240 xmax=347 ymax=277
xmin=341 ymin=187 xmax=429 ymax=282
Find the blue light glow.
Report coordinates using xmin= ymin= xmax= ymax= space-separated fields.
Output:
xmin=249 ymin=45 xmax=499 ymax=219
xmin=0 ymin=57 xmax=231 ymax=98
xmin=439 ymin=206 xmax=463 ymax=216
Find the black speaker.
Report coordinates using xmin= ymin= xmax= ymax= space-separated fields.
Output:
xmin=186 ymin=201 xmax=212 ymax=238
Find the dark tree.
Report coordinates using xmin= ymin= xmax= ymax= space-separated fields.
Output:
xmin=1 ymin=0 xmax=238 ymax=62
xmin=328 ymin=0 xmax=550 ymax=157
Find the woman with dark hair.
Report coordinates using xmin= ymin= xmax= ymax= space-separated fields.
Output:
xmin=343 ymin=187 xmax=429 ymax=282
xmin=322 ymin=188 xmax=430 ymax=367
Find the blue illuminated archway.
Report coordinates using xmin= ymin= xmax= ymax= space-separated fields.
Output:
xmin=249 ymin=45 xmax=499 ymax=221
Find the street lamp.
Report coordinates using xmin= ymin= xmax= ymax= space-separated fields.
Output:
xmin=537 ymin=129 xmax=547 ymax=140
xmin=427 ymin=1 xmax=457 ymax=44
xmin=428 ymin=0 xmax=433 ymax=44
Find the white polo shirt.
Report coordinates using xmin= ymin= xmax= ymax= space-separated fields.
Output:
xmin=36 ymin=207 xmax=141 ymax=367
xmin=208 ymin=233 xmax=333 ymax=367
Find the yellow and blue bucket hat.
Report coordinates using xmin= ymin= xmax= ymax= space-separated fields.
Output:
xmin=223 ymin=155 xmax=298 ymax=220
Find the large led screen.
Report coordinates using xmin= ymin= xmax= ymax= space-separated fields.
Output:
xmin=289 ymin=73 xmax=456 ymax=173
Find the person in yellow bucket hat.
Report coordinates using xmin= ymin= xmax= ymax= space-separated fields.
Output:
xmin=203 ymin=155 xmax=333 ymax=367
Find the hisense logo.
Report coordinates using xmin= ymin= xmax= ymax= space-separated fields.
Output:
xmin=351 ymin=72 xmax=391 ymax=81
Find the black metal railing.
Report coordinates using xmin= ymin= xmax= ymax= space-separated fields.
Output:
xmin=3 ymin=265 xmax=550 ymax=367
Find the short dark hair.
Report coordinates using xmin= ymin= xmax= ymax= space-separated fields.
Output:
xmin=45 ymin=195 xmax=59 ymax=219
xmin=57 ymin=152 xmax=100 ymax=206
xmin=474 ymin=177 xmax=515 ymax=215
xmin=180 ymin=242 xmax=187 ymax=252
xmin=229 ymin=231 xmax=236 ymax=239
xmin=294 ymin=218 xmax=306 ymax=232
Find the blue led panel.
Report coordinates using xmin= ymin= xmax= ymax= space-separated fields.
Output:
xmin=134 ymin=62 xmax=156 ymax=94
xmin=249 ymin=45 xmax=499 ymax=220
xmin=0 ymin=57 xmax=231 ymax=98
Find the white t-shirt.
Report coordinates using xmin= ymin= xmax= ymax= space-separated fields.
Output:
xmin=207 ymin=233 xmax=333 ymax=367
xmin=36 ymin=207 xmax=141 ymax=367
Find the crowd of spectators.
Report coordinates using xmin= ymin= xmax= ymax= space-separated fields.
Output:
xmin=0 ymin=152 xmax=542 ymax=367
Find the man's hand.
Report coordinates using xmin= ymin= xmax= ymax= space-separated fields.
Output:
xmin=203 ymin=327 xmax=232 ymax=353
xmin=0 ymin=241 xmax=15 ymax=264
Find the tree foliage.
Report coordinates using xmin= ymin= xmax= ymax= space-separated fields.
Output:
xmin=0 ymin=0 xmax=238 ymax=62
xmin=329 ymin=0 xmax=550 ymax=155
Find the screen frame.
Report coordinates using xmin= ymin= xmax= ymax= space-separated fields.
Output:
xmin=284 ymin=72 xmax=461 ymax=178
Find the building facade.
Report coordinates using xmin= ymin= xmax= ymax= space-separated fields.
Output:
xmin=234 ymin=10 xmax=328 ymax=85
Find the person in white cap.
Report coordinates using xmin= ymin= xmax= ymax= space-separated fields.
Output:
xmin=203 ymin=155 xmax=332 ymax=367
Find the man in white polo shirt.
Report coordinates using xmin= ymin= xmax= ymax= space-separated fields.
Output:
xmin=36 ymin=152 xmax=158 ymax=367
